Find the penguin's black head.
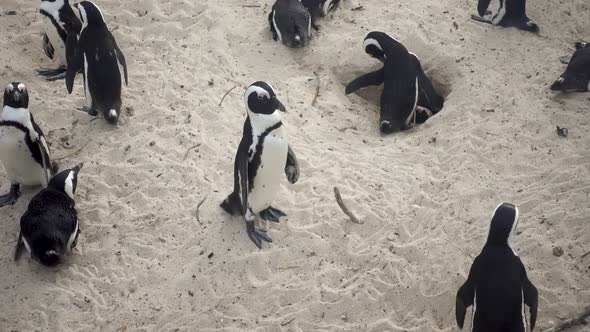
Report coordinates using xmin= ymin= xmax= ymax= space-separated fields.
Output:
xmin=49 ymin=163 xmax=84 ymax=201
xmin=75 ymin=1 xmax=105 ymax=28
xmin=486 ymin=203 xmax=519 ymax=247
xmin=364 ymin=32 xmax=389 ymax=62
xmin=3 ymin=82 xmax=29 ymax=109
xmin=245 ymin=81 xmax=286 ymax=115
xmin=270 ymin=1 xmax=311 ymax=48
xmin=30 ymin=234 xmax=66 ymax=267
xmin=379 ymin=79 xmax=419 ymax=134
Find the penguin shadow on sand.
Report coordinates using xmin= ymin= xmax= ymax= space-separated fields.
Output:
xmin=334 ymin=33 xmax=456 ymax=135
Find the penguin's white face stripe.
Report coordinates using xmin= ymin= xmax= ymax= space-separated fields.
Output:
xmin=65 ymin=170 xmax=75 ymax=199
xmin=40 ymin=0 xmax=65 ymax=20
xmin=17 ymin=83 xmax=25 ymax=92
xmin=322 ymin=0 xmax=334 ymax=16
xmin=67 ymin=219 xmax=79 ymax=251
xmin=363 ymin=38 xmax=383 ymax=53
xmin=244 ymin=86 xmax=271 ymax=107
xmin=272 ymin=10 xmax=283 ymax=42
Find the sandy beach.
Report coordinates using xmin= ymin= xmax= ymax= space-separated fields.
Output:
xmin=0 ymin=0 xmax=589 ymax=331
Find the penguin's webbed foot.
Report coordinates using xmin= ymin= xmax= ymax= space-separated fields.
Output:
xmin=259 ymin=206 xmax=287 ymax=223
xmin=37 ymin=67 xmax=67 ymax=81
xmin=559 ymin=56 xmax=570 ymax=65
xmin=246 ymin=220 xmax=272 ymax=249
xmin=79 ymin=106 xmax=98 ymax=116
xmin=0 ymin=184 xmax=20 ymax=208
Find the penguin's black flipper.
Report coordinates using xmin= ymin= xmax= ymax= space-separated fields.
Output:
xmin=501 ymin=16 xmax=539 ymax=33
xmin=14 ymin=232 xmax=24 ymax=261
xmin=523 ymin=275 xmax=538 ymax=331
xmin=285 ymin=146 xmax=300 ymax=184
xmin=111 ymin=33 xmax=128 ymax=86
xmin=65 ymin=32 xmax=83 ymax=94
xmin=345 ymin=68 xmax=384 ymax=95
xmin=477 ymin=0 xmax=492 ymax=17
xmin=456 ymin=258 xmax=478 ymax=329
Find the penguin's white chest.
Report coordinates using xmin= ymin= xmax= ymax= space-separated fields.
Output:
xmin=249 ymin=127 xmax=288 ymax=213
xmin=43 ymin=17 xmax=66 ymax=66
xmin=0 ymin=127 xmax=45 ymax=186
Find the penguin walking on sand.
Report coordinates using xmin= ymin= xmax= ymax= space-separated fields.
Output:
xmin=38 ymin=0 xmax=82 ymax=81
xmin=551 ymin=42 xmax=590 ymax=93
xmin=66 ymin=1 xmax=128 ymax=125
xmin=221 ymin=82 xmax=300 ymax=249
xmin=301 ymin=0 xmax=340 ymax=30
xmin=15 ymin=164 xmax=83 ymax=267
xmin=269 ymin=0 xmax=313 ymax=48
xmin=456 ymin=203 xmax=538 ymax=332
xmin=345 ymin=32 xmax=444 ymax=134
xmin=0 ymin=82 xmax=51 ymax=208
xmin=472 ymin=0 xmax=539 ymax=32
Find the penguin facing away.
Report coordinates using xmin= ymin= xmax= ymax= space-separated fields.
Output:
xmin=38 ymin=0 xmax=82 ymax=80
xmin=269 ymin=0 xmax=313 ymax=48
xmin=456 ymin=203 xmax=538 ymax=332
xmin=0 ymin=82 xmax=51 ymax=208
xmin=345 ymin=32 xmax=445 ymax=134
xmin=15 ymin=163 xmax=83 ymax=267
xmin=550 ymin=42 xmax=590 ymax=93
xmin=66 ymin=1 xmax=128 ymax=125
xmin=220 ymin=82 xmax=300 ymax=249
xmin=472 ymin=0 xmax=539 ymax=32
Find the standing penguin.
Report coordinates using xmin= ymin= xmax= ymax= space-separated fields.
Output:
xmin=345 ymin=32 xmax=445 ymax=134
xmin=66 ymin=1 xmax=128 ymax=125
xmin=0 ymin=82 xmax=51 ymax=208
xmin=472 ymin=0 xmax=539 ymax=32
xmin=269 ymin=0 xmax=313 ymax=48
xmin=38 ymin=0 xmax=82 ymax=80
xmin=220 ymin=82 xmax=300 ymax=249
xmin=15 ymin=164 xmax=83 ymax=267
xmin=456 ymin=203 xmax=538 ymax=332
xmin=550 ymin=42 xmax=590 ymax=93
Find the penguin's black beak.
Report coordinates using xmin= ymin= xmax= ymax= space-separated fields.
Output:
xmin=276 ymin=98 xmax=286 ymax=112
xmin=73 ymin=163 xmax=84 ymax=173
xmin=12 ymin=91 xmax=21 ymax=102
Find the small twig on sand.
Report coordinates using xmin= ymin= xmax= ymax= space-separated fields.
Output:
xmin=311 ymin=72 xmax=320 ymax=106
xmin=219 ymin=86 xmax=237 ymax=106
xmin=53 ymin=141 xmax=90 ymax=161
xmin=581 ymin=250 xmax=590 ymax=258
xmin=334 ymin=187 xmax=362 ymax=224
xmin=242 ymin=4 xmax=261 ymax=7
xmin=183 ymin=143 xmax=201 ymax=161
xmin=337 ymin=126 xmax=358 ymax=132
xmin=543 ymin=306 xmax=590 ymax=332
xmin=196 ymin=196 xmax=208 ymax=223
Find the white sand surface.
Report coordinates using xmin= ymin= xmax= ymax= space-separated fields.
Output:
xmin=0 ymin=0 xmax=589 ymax=331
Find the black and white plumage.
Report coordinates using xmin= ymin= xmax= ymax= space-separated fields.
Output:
xmin=220 ymin=82 xmax=300 ymax=249
xmin=301 ymin=0 xmax=340 ymax=30
xmin=15 ymin=163 xmax=83 ymax=267
xmin=551 ymin=42 xmax=590 ymax=93
xmin=269 ymin=0 xmax=313 ymax=48
xmin=0 ymin=82 xmax=51 ymax=208
xmin=456 ymin=203 xmax=538 ymax=332
xmin=66 ymin=1 xmax=128 ymax=125
xmin=345 ymin=32 xmax=444 ymax=134
xmin=38 ymin=0 xmax=82 ymax=80
xmin=472 ymin=0 xmax=539 ymax=32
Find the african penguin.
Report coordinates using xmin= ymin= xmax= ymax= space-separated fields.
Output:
xmin=301 ymin=0 xmax=340 ymax=30
xmin=269 ymin=0 xmax=313 ymax=48
xmin=38 ymin=0 xmax=82 ymax=81
xmin=15 ymin=163 xmax=83 ymax=267
xmin=456 ymin=203 xmax=538 ymax=332
xmin=551 ymin=42 xmax=590 ymax=93
xmin=220 ymin=82 xmax=300 ymax=249
xmin=0 ymin=82 xmax=51 ymax=208
xmin=345 ymin=32 xmax=445 ymax=134
xmin=66 ymin=1 xmax=128 ymax=125
xmin=472 ymin=0 xmax=539 ymax=32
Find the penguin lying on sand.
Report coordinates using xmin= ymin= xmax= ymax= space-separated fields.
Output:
xmin=66 ymin=1 xmax=128 ymax=125
xmin=456 ymin=203 xmax=538 ymax=332
xmin=345 ymin=32 xmax=444 ymax=134
xmin=38 ymin=0 xmax=82 ymax=81
xmin=15 ymin=163 xmax=83 ymax=267
xmin=301 ymin=0 xmax=340 ymax=30
xmin=221 ymin=82 xmax=300 ymax=249
xmin=269 ymin=0 xmax=313 ymax=48
xmin=551 ymin=42 xmax=590 ymax=93
xmin=0 ymin=82 xmax=51 ymax=208
xmin=472 ymin=0 xmax=539 ymax=32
